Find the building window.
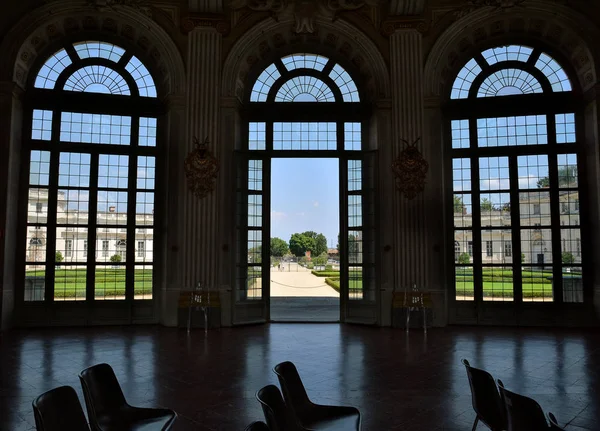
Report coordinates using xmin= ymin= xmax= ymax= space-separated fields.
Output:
xmin=450 ymin=44 xmax=584 ymax=303
xmin=137 ymin=241 xmax=145 ymax=257
xmin=454 ymin=241 xmax=461 ymax=261
xmin=468 ymin=241 xmax=473 ymax=256
xmin=23 ymin=40 xmax=159 ymax=302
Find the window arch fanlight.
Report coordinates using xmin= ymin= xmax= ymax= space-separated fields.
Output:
xmin=448 ymin=43 xmax=586 ymax=308
xmin=451 ymin=45 xmax=572 ymax=100
xmin=250 ymin=53 xmax=360 ymax=103
xmin=22 ymin=39 xmax=159 ymax=305
xmin=34 ymin=41 xmax=157 ymax=97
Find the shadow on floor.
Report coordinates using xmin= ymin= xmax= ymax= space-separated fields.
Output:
xmin=270 ymin=297 xmax=339 ymax=322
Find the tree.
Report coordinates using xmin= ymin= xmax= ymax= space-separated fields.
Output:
xmin=457 ymin=252 xmax=471 ymax=264
xmin=454 ymin=195 xmax=465 ymax=213
xmin=313 ymin=252 xmax=328 ymax=266
xmin=521 ymin=253 xmax=526 ymax=264
xmin=480 ymin=198 xmax=494 ymax=212
xmin=55 ymin=251 xmax=64 ymax=263
xmin=248 ymin=246 xmax=262 ymax=264
xmin=313 ymin=233 xmax=328 ymax=257
xmin=537 ymin=166 xmax=579 ymax=189
xmin=289 ymin=233 xmax=314 ymax=257
xmin=562 ymin=251 xmax=575 ymax=265
xmin=110 ymin=254 xmax=122 ymax=263
xmin=270 ymin=237 xmax=289 ymax=257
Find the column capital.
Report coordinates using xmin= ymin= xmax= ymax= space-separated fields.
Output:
xmin=181 ymin=13 xmax=230 ymax=35
xmin=381 ymin=18 xmax=428 ymax=37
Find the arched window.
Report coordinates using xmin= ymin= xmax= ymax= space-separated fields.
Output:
xmin=449 ymin=45 xmax=585 ymax=304
xmin=237 ymin=52 xmax=374 ymax=320
xmin=23 ymin=40 xmax=159 ymax=303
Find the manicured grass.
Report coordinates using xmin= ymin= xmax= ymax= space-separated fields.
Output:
xmin=26 ymin=269 xmax=152 ymax=298
xmin=324 ymin=277 xmax=363 ymax=293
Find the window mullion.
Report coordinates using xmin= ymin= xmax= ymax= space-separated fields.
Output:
xmin=126 ymin=117 xmax=140 ymax=302
xmin=508 ymin=155 xmax=523 ymax=303
xmin=44 ymin=149 xmax=60 ymax=303
xmin=469 ymin=119 xmax=483 ymax=304
xmin=87 ymin=154 xmax=99 ymax=302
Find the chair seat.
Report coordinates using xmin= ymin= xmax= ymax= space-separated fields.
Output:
xmin=97 ymin=407 xmax=176 ymax=431
xmin=302 ymin=406 xmax=360 ymax=431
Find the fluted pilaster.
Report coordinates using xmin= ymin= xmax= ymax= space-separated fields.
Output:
xmin=390 ymin=29 xmax=429 ymax=290
xmin=181 ymin=28 xmax=222 ymax=289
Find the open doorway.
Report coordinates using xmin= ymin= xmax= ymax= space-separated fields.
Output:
xmin=270 ymin=158 xmax=340 ymax=322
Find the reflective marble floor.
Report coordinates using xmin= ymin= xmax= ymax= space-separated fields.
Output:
xmin=0 ymin=324 xmax=598 ymax=430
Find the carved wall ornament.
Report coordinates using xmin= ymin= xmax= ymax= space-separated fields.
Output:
xmin=85 ymin=0 xmax=153 ymax=16
xmin=229 ymin=0 xmax=381 ymax=33
xmin=454 ymin=0 xmax=527 ymax=18
xmin=392 ymin=138 xmax=429 ymax=200
xmin=184 ymin=137 xmax=220 ymax=199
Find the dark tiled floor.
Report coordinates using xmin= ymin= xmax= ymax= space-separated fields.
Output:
xmin=0 ymin=324 xmax=598 ymax=430
xmin=270 ymin=297 xmax=339 ymax=322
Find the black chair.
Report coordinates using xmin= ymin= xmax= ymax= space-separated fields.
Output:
xmin=461 ymin=359 xmax=506 ymax=431
xmin=245 ymin=421 xmax=270 ymax=431
xmin=32 ymin=385 xmax=90 ymax=431
xmin=273 ymin=361 xmax=361 ymax=431
xmin=497 ymin=379 xmax=564 ymax=431
xmin=79 ymin=363 xmax=176 ymax=431
xmin=257 ymin=384 xmax=306 ymax=431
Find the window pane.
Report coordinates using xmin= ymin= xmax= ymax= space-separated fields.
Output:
xmin=24 ymin=266 xmax=45 ymax=301
xmin=477 ymin=115 xmax=547 ymax=147
xmin=349 ymin=268 xmax=362 ymax=300
xmin=348 ymin=195 xmax=362 ymax=228
xmin=519 ymin=192 xmax=551 ymax=226
xmin=557 ymin=154 xmax=578 ymax=188
xmin=136 ymin=192 xmax=154 ymax=226
xmin=451 ymin=58 xmax=482 ymax=99
xmin=54 ymin=265 xmax=86 ymax=301
xmin=477 ymin=69 xmax=542 ymax=98
xmin=453 ymin=158 xmax=471 ymax=192
xmin=96 ymin=228 xmax=127 ymax=262
xmin=31 ymin=110 xmax=53 ymax=141
xmin=348 ymin=230 xmax=362 ymax=265
xmin=329 ymin=63 xmax=360 ymax=102
xmin=248 ymin=160 xmax=262 ymax=191
xmin=344 ymin=123 xmax=361 ymax=151
xmin=74 ymin=41 xmax=125 ymax=62
xmin=34 ymin=48 xmax=72 ymax=89
xmin=57 ymin=227 xmax=88 ymax=263
xmin=480 ymin=193 xmax=511 ymax=227
xmin=28 ymin=188 xmax=48 ymax=224
xmin=517 ymin=155 xmax=549 ymax=189
xmin=562 ymin=268 xmax=583 ymax=303
xmin=139 ymin=117 xmax=157 ymax=147
xmin=455 ymin=230 xmax=473 ymax=264
xmin=481 ymin=230 xmax=512 ymax=264
xmin=275 ymin=76 xmax=335 ymax=102
xmin=137 ymin=156 xmax=155 ymax=189
xmin=522 ymin=267 xmax=553 ymax=302
xmin=559 ymin=191 xmax=580 ymax=226
xmin=535 ymin=53 xmax=572 ymax=92
xmin=249 ymin=122 xmax=266 ymax=150
xmin=281 ymin=54 xmax=329 ymax=71
xmin=64 ymin=65 xmax=130 ymax=95
xmin=455 ymin=267 xmax=474 ymax=301
xmin=348 ymin=160 xmax=362 ymax=191
xmin=30 ymin=151 xmax=51 ymax=185
xmin=135 ymin=228 xmax=153 ymax=263
xmin=451 ymin=120 xmax=470 ymax=149
xmin=95 ymin=266 xmax=126 ymax=300
xmin=453 ymin=193 xmax=472 ymax=228
xmin=57 ymin=190 xmax=89 ymax=225
xmin=98 ymin=154 xmax=128 ymax=189
xmin=134 ymin=265 xmax=153 ymax=300
xmin=246 ymin=266 xmax=262 ymax=300
xmin=482 ymin=45 xmax=533 ymax=65
xmin=556 ymin=113 xmax=576 ymax=143
xmin=273 ymin=122 xmax=336 ymax=150
xmin=250 ymin=63 xmax=281 ymax=102
xmin=60 ymin=112 xmax=131 ymax=145
xmin=561 ymin=229 xmax=582 ymax=264
xmin=248 ymin=195 xmax=262 ymax=227
xmin=482 ymin=266 xmax=513 ymax=301
xmin=59 ymin=152 xmax=91 ymax=187
xmin=479 ymin=157 xmax=509 ymax=190
xmin=521 ymin=228 xmax=552 ymax=264
xmin=247 ymin=230 xmax=262 ymax=264
xmin=97 ymin=191 xmax=127 ymax=225
xmin=125 ymin=56 xmax=157 ymax=98
xmin=26 ymin=226 xmax=47 ymax=263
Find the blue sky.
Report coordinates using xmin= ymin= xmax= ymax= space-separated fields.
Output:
xmin=271 ymin=158 xmax=339 ymax=249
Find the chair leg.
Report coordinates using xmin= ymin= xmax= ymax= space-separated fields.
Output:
xmin=471 ymin=416 xmax=479 ymax=431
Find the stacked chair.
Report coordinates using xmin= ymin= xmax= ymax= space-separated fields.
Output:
xmin=256 ymin=361 xmax=361 ymax=431
xmin=462 ymin=358 xmax=564 ymax=431
xmin=32 ymin=363 xmax=176 ymax=431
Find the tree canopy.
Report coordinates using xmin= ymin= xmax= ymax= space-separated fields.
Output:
xmin=288 ymin=231 xmax=328 ymax=257
xmin=270 ymin=237 xmax=289 ymax=257
xmin=537 ymin=166 xmax=578 ymax=188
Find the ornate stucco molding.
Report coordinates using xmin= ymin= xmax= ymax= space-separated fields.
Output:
xmin=181 ymin=13 xmax=231 ymax=34
xmin=229 ymin=0 xmax=382 ymax=33
xmin=454 ymin=0 xmax=526 ymax=18
xmin=381 ymin=18 xmax=428 ymax=36
xmin=184 ymin=137 xmax=220 ymax=199
xmin=85 ymin=0 xmax=153 ymax=16
xmin=392 ymin=138 xmax=429 ymax=200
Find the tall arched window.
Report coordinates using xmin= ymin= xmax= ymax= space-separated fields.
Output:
xmin=449 ymin=45 xmax=586 ymax=305
xmin=235 ymin=52 xmax=375 ymax=323
xmin=23 ymin=41 xmax=159 ymax=304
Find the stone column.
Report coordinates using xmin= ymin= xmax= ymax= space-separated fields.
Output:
xmin=390 ymin=28 xmax=446 ymax=324
xmin=0 ymin=82 xmax=23 ymax=330
xmin=179 ymin=28 xmax=222 ymax=293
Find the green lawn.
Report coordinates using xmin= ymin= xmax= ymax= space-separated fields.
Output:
xmin=26 ymin=268 xmax=152 ymax=298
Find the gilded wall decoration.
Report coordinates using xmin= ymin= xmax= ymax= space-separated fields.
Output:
xmin=392 ymin=138 xmax=429 ymax=200
xmin=229 ymin=0 xmax=381 ymax=33
xmin=184 ymin=137 xmax=220 ymax=199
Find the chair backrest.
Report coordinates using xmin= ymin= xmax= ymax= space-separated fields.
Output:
xmin=79 ymin=363 xmax=128 ymax=427
xmin=256 ymin=385 xmax=294 ymax=431
xmin=462 ymin=359 xmax=506 ymax=430
xmin=497 ymin=380 xmax=551 ymax=431
xmin=244 ymin=421 xmax=270 ymax=431
xmin=273 ymin=361 xmax=312 ymax=418
xmin=32 ymin=386 xmax=90 ymax=431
